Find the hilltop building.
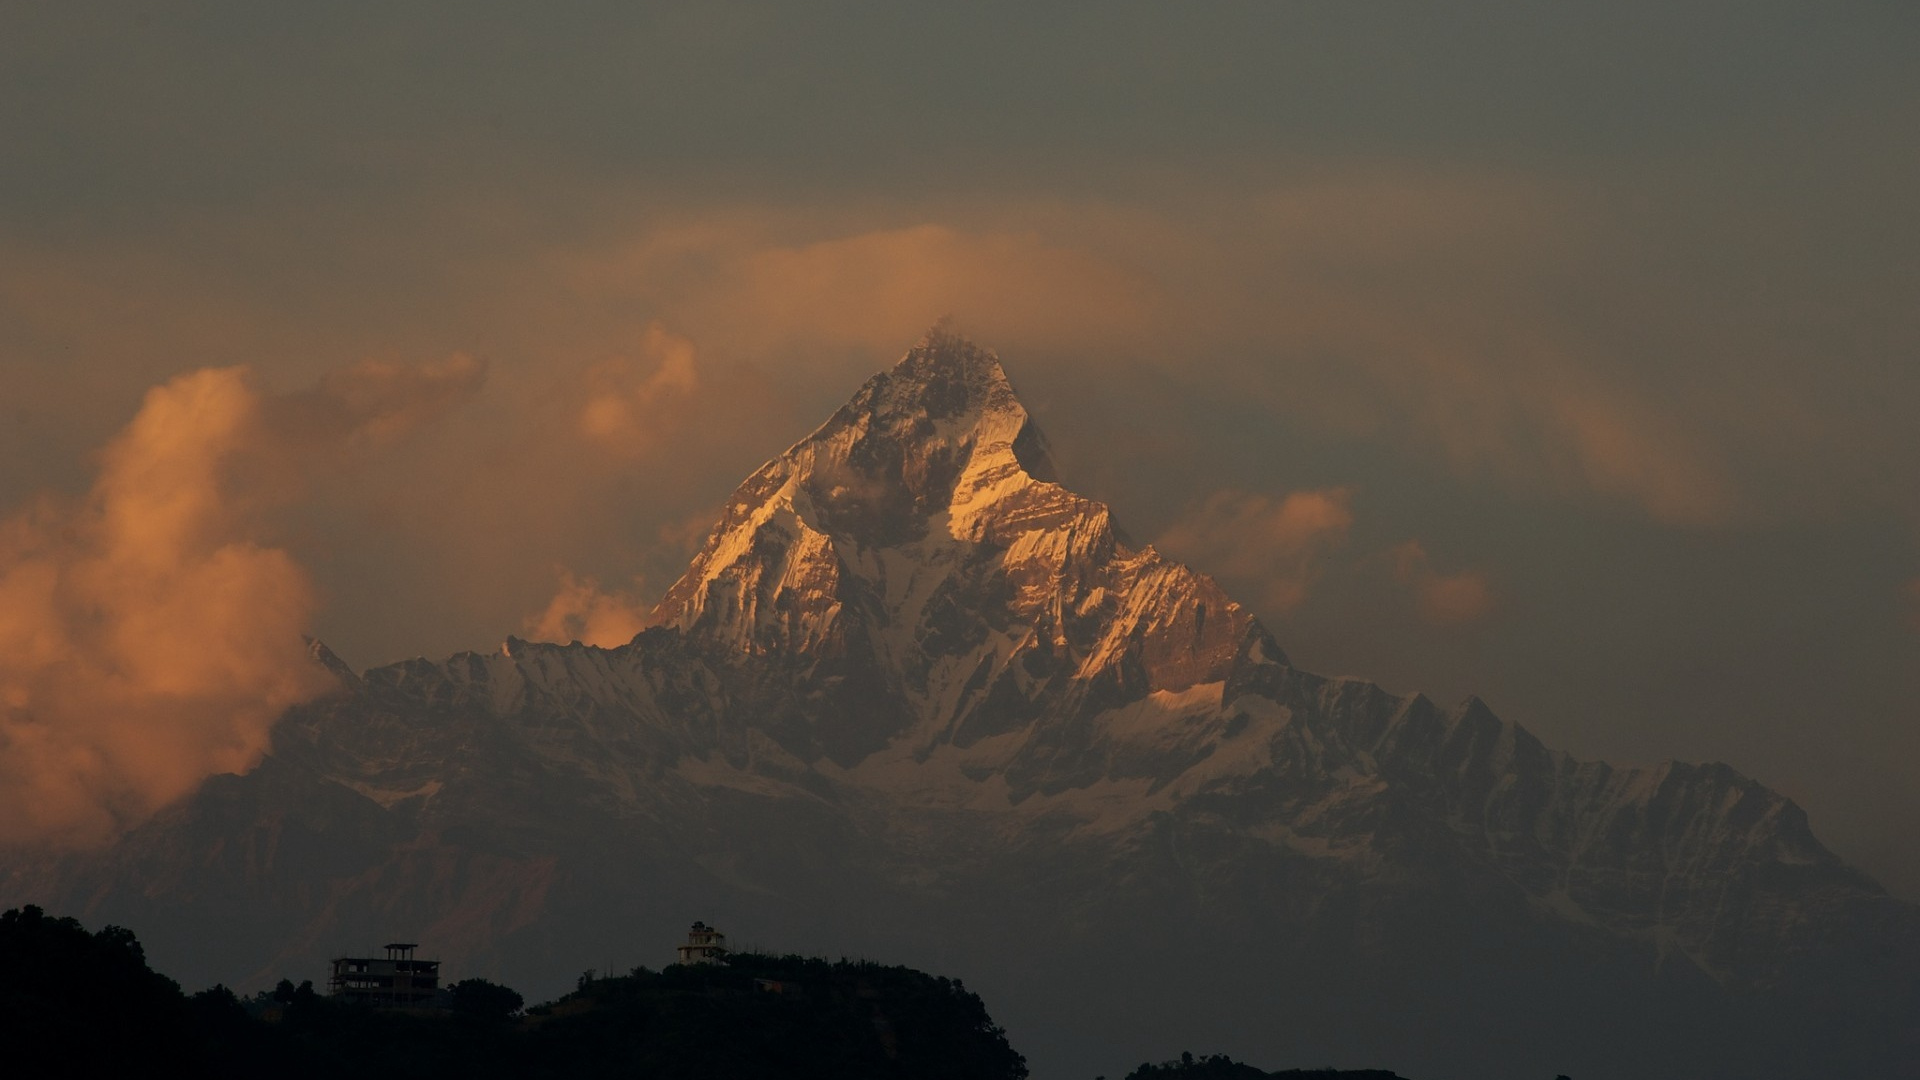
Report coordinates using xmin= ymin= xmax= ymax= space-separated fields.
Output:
xmin=328 ymin=942 xmax=443 ymax=1007
xmin=677 ymin=921 xmax=726 ymax=965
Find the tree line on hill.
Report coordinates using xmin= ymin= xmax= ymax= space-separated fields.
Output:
xmin=0 ymin=904 xmax=1022 ymax=1079
xmin=1114 ymin=1051 xmax=1409 ymax=1079
xmin=0 ymin=905 xmax=1473 ymax=1079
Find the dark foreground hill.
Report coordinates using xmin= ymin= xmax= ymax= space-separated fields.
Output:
xmin=522 ymin=954 xmax=1027 ymax=1080
xmin=5 ymin=330 xmax=1916 ymax=1078
xmin=0 ymin=904 xmax=1028 ymax=1080
xmin=1122 ymin=1055 xmax=1406 ymax=1080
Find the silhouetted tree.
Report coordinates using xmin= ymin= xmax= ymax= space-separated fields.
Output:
xmin=450 ymin=978 xmax=525 ymax=1022
xmin=0 ymin=905 xmax=205 ymax=1075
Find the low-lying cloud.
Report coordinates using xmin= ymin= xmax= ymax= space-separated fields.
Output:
xmin=0 ymin=357 xmax=485 ymax=847
xmin=523 ymin=569 xmax=653 ymax=649
xmin=0 ymin=369 xmax=325 ymax=846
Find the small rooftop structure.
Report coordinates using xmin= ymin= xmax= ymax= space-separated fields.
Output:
xmin=329 ymin=942 xmax=443 ymax=1008
xmin=677 ymin=921 xmax=726 ymax=966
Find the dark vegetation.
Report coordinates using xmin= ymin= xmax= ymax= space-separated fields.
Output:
xmin=526 ymin=953 xmax=1027 ymax=1080
xmin=1 ymin=904 xmax=207 ymax=1076
xmin=4 ymin=906 xmax=1458 ymax=1079
xmin=1116 ymin=1051 xmax=1409 ymax=1079
xmin=0 ymin=906 xmax=1025 ymax=1079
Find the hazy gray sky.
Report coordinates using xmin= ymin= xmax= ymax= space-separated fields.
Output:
xmin=3 ymin=4 xmax=1917 ymax=889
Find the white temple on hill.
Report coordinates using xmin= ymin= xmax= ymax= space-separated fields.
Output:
xmin=677 ymin=921 xmax=726 ymax=965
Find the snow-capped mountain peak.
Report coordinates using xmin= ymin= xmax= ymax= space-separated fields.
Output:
xmin=647 ymin=328 xmax=1276 ymax=768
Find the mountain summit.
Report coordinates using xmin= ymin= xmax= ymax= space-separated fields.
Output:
xmin=653 ymin=328 xmax=1271 ymax=776
xmin=5 ymin=330 xmax=1915 ymax=1080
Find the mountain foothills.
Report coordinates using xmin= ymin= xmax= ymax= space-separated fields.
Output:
xmin=4 ymin=330 xmax=1916 ymax=1079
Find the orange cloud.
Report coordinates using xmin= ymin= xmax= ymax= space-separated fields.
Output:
xmin=522 ymin=569 xmax=652 ymax=648
xmin=1390 ymin=540 xmax=1495 ymax=626
xmin=1156 ymin=488 xmax=1354 ymax=612
xmin=559 ymin=196 xmax=1742 ymax=528
xmin=578 ymin=323 xmax=700 ymax=456
xmin=1213 ymin=282 xmax=1739 ymax=528
xmin=1543 ymin=387 xmax=1736 ymax=528
xmin=721 ymin=224 xmax=1156 ymax=351
xmin=246 ymin=352 xmax=489 ymax=490
xmin=519 ymin=505 xmax=719 ymax=649
xmin=0 ymin=354 xmax=488 ymax=847
xmin=0 ymin=179 xmax=1800 ymax=683
xmin=571 ymin=219 xmax=1159 ymax=361
xmin=0 ymin=369 xmax=330 ymax=846
xmin=303 ymin=352 xmax=489 ymax=450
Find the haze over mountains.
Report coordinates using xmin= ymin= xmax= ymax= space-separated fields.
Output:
xmin=5 ymin=330 xmax=1915 ymax=1079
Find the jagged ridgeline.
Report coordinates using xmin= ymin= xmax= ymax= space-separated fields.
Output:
xmin=4 ymin=328 xmax=1917 ymax=1080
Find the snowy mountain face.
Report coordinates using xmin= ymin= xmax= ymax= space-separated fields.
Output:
xmin=652 ymin=335 xmax=1269 ymax=790
xmin=648 ymin=338 xmax=1262 ymax=768
xmin=5 ymin=330 xmax=1915 ymax=1080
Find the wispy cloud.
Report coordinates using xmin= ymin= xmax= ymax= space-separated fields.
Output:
xmin=578 ymin=323 xmax=700 ymax=456
xmin=523 ymin=569 xmax=653 ymax=649
xmin=296 ymin=353 xmax=489 ymax=452
xmin=567 ymin=218 xmax=1158 ymax=360
xmin=1389 ymin=540 xmax=1495 ymax=627
xmin=1156 ymin=488 xmax=1354 ymax=612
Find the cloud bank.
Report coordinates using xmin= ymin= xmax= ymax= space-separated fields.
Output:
xmin=0 ymin=357 xmax=486 ymax=846
xmin=0 ymin=369 xmax=326 ymax=845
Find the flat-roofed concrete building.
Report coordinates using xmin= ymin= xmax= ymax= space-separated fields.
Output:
xmin=328 ymin=943 xmax=442 ymax=1007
